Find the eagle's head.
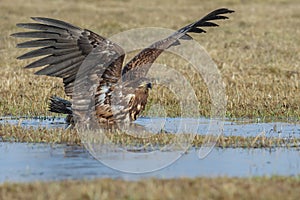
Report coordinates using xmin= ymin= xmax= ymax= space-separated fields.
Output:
xmin=137 ymin=81 xmax=152 ymax=94
xmin=138 ymin=82 xmax=152 ymax=90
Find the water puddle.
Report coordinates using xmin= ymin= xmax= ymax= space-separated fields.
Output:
xmin=0 ymin=142 xmax=299 ymax=183
xmin=1 ymin=116 xmax=300 ymax=138
xmin=1 ymin=117 xmax=299 ymax=183
xmin=0 ymin=117 xmax=67 ymax=129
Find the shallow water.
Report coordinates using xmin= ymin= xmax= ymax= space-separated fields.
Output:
xmin=1 ymin=116 xmax=300 ymax=138
xmin=1 ymin=117 xmax=299 ymax=183
xmin=0 ymin=142 xmax=299 ymax=183
xmin=0 ymin=116 xmax=67 ymax=129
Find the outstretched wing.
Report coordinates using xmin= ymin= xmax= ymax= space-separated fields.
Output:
xmin=11 ymin=17 xmax=125 ymax=97
xmin=122 ymin=8 xmax=234 ymax=78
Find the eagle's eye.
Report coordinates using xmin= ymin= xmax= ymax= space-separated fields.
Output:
xmin=146 ymin=82 xmax=152 ymax=89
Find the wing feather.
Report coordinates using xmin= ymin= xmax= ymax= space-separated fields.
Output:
xmin=122 ymin=8 xmax=234 ymax=77
xmin=12 ymin=17 xmax=125 ymax=97
xmin=17 ymin=46 xmax=79 ymax=59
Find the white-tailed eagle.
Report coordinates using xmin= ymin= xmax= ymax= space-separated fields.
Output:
xmin=12 ymin=8 xmax=234 ymax=125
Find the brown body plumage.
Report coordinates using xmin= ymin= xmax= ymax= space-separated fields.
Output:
xmin=12 ymin=8 xmax=234 ymax=125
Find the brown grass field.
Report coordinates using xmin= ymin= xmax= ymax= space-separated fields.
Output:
xmin=1 ymin=177 xmax=300 ymax=200
xmin=0 ymin=0 xmax=299 ymax=119
xmin=0 ymin=0 xmax=300 ymax=199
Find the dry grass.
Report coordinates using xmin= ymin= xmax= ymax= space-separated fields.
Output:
xmin=0 ymin=123 xmax=80 ymax=144
xmin=1 ymin=176 xmax=300 ymax=200
xmin=0 ymin=0 xmax=299 ymax=119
